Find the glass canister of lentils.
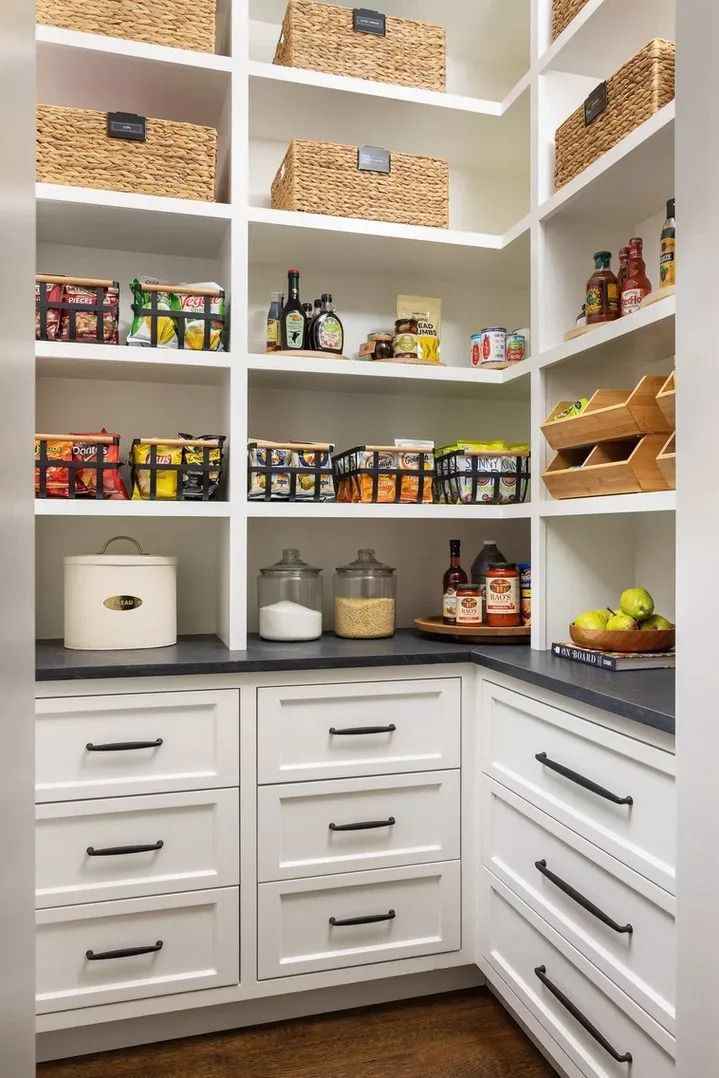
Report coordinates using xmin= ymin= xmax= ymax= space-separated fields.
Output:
xmin=485 ymin=563 xmax=521 ymax=627
xmin=334 ymin=548 xmax=397 ymax=638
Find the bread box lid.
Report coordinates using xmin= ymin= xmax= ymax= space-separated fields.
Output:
xmin=64 ymin=535 xmax=178 ymax=568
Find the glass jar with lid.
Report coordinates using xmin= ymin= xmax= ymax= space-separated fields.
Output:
xmin=258 ymin=548 xmax=323 ymax=641
xmin=333 ymin=548 xmax=397 ymax=639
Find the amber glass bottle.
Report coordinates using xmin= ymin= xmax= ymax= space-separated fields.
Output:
xmin=586 ymin=251 xmax=619 ymax=324
xmin=443 ymin=539 xmax=468 ymax=624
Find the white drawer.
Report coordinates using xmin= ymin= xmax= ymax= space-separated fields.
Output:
xmin=257 ymin=861 xmax=460 ymax=979
xmin=483 ymin=874 xmax=675 ymax=1078
xmin=258 ymin=770 xmax=460 ymax=882
xmin=36 ymin=690 xmax=239 ymax=801
xmin=483 ymin=780 xmax=675 ymax=1032
xmin=257 ymin=678 xmax=460 ymax=784
xmin=36 ymin=788 xmax=239 ymax=908
xmin=482 ymin=682 xmax=676 ymax=892
xmin=36 ymin=888 xmax=239 ymax=1013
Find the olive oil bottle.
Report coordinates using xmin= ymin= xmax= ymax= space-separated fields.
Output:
xmin=281 ymin=269 xmax=306 ymax=350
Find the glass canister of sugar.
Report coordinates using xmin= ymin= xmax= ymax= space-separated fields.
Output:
xmin=334 ymin=548 xmax=397 ymax=639
xmin=258 ymin=548 xmax=323 ymax=641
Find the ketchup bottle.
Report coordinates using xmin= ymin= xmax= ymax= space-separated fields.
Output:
xmin=620 ymin=237 xmax=652 ymax=316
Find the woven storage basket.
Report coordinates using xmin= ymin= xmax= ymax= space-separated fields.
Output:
xmin=274 ymin=0 xmax=446 ymax=93
xmin=36 ymin=0 xmax=216 ymax=53
xmin=554 ymin=39 xmax=675 ymax=190
xmin=37 ymin=105 xmax=217 ymax=202
xmin=551 ymin=0 xmax=589 ymax=40
xmin=271 ymin=139 xmax=449 ymax=229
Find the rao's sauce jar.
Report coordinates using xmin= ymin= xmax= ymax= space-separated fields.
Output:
xmin=485 ymin=563 xmax=521 ymax=627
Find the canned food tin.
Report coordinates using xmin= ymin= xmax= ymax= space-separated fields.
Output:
xmin=506 ymin=332 xmax=526 ymax=363
xmin=472 ymin=327 xmax=506 ymax=368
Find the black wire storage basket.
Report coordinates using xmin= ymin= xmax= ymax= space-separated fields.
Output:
xmin=34 ymin=433 xmax=123 ymax=498
xmin=435 ymin=448 xmax=531 ymax=505
xmin=248 ymin=441 xmax=335 ymax=501
xmin=131 ymin=437 xmax=226 ymax=501
xmin=333 ymin=445 xmax=435 ymax=504
xmin=35 ymin=275 xmax=119 ymax=344
xmin=131 ymin=283 xmax=226 ymax=351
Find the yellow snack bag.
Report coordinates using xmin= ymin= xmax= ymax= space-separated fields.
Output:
xmin=131 ymin=441 xmax=182 ymax=500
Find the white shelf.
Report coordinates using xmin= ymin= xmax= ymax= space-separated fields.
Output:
xmin=538 ymin=294 xmax=676 ymax=370
xmin=36 ymin=342 xmax=231 ymax=385
xmin=538 ymin=0 xmax=675 ymax=78
xmin=538 ymin=491 xmax=676 ymax=518
xmin=35 ymin=499 xmax=231 ymax=518
xmin=37 ymin=184 xmax=231 ymax=257
xmin=246 ymin=501 xmax=531 ymax=520
xmin=539 ymin=103 xmax=675 ymax=226
xmin=36 ymin=25 xmax=232 ymax=70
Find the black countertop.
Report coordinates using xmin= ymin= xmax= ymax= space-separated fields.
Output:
xmin=36 ymin=632 xmax=675 ymax=736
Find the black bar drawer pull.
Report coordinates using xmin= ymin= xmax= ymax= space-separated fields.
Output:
xmin=535 ymin=860 xmax=633 ymax=934
xmin=86 ymin=940 xmax=163 ymax=961
xmin=535 ymin=752 xmax=633 ymax=806
xmin=329 ymin=817 xmax=396 ymax=832
xmin=86 ymin=738 xmax=163 ymax=752
xmin=534 ymin=965 xmax=632 ymax=1063
xmin=87 ymin=841 xmax=164 ymax=857
xmin=329 ymin=724 xmax=396 ymax=736
xmin=329 ymin=909 xmax=396 ymax=927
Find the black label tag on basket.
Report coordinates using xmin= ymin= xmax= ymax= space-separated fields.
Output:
xmin=584 ymin=82 xmax=608 ymax=126
xmin=357 ymin=145 xmax=391 ymax=174
xmin=107 ymin=112 xmax=147 ymax=142
xmin=353 ymin=8 xmax=386 ymax=35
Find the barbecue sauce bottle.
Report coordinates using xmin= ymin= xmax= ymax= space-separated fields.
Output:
xmin=586 ymin=251 xmax=619 ymax=324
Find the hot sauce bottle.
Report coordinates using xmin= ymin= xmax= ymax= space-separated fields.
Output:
xmin=620 ymin=237 xmax=652 ymax=316
xmin=586 ymin=251 xmax=619 ymax=324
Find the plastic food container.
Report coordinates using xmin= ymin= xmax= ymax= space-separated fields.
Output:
xmin=258 ymin=548 xmax=323 ymax=642
xmin=334 ymin=549 xmax=397 ymax=639
xmin=64 ymin=536 xmax=177 ymax=651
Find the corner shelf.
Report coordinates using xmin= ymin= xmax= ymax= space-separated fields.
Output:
xmin=538 ymin=294 xmax=675 ymax=370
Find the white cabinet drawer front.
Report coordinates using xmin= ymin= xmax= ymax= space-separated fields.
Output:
xmin=484 ymin=877 xmax=675 ymax=1078
xmin=483 ymin=683 xmax=676 ymax=892
xmin=257 ymin=679 xmax=460 ymax=783
xmin=36 ymin=690 xmax=239 ymax=801
xmin=483 ymin=782 xmax=675 ymax=1032
xmin=258 ymin=771 xmax=460 ymax=882
xmin=258 ymin=861 xmax=460 ymax=979
xmin=36 ymin=789 xmax=239 ymax=908
xmin=36 ymin=888 xmax=239 ymax=1013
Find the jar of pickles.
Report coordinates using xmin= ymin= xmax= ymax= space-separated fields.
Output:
xmin=333 ymin=549 xmax=397 ymax=638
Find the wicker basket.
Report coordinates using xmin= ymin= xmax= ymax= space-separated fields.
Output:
xmin=274 ymin=0 xmax=446 ymax=93
xmin=37 ymin=105 xmax=217 ymax=203
xmin=551 ymin=0 xmax=589 ymax=40
xmin=271 ymin=139 xmax=449 ymax=229
xmin=36 ymin=0 xmax=216 ymax=53
xmin=554 ymin=39 xmax=675 ymax=190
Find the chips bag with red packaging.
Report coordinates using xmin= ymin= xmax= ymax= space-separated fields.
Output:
xmin=34 ymin=437 xmax=72 ymax=497
xmin=60 ymin=283 xmax=120 ymax=344
xmin=71 ymin=430 xmax=129 ymax=499
xmin=35 ymin=280 xmax=63 ymax=341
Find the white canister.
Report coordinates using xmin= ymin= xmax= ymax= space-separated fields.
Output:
xmin=64 ymin=536 xmax=177 ymax=651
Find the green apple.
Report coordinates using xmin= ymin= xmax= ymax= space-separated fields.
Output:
xmin=619 ymin=587 xmax=654 ymax=621
xmin=574 ymin=609 xmax=611 ymax=630
xmin=639 ymin=614 xmax=674 ymax=630
xmin=606 ymin=613 xmax=638 ymax=630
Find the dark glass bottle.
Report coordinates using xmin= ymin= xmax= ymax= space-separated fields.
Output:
xmin=266 ymin=291 xmax=283 ymax=353
xmin=617 ymin=246 xmax=630 ymax=290
xmin=470 ymin=540 xmax=508 ymax=604
xmin=314 ymin=293 xmax=344 ymax=355
xmin=302 ymin=303 xmax=313 ymax=348
xmin=660 ymin=199 xmax=676 ymax=288
xmin=442 ymin=539 xmax=468 ymax=624
xmin=281 ymin=269 xmax=306 ymax=350
xmin=308 ymin=298 xmax=322 ymax=349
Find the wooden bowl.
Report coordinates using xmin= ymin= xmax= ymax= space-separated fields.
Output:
xmin=569 ymin=624 xmax=675 ymax=653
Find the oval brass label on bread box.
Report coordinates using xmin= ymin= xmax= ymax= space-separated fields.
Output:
xmin=103 ymin=595 xmax=143 ymax=611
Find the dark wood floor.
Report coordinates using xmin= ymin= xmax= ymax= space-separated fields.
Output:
xmin=39 ymin=988 xmax=556 ymax=1078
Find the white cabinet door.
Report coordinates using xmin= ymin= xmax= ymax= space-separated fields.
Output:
xmin=483 ymin=874 xmax=675 ymax=1078
xmin=36 ymin=690 xmax=239 ymax=801
xmin=482 ymin=780 xmax=675 ymax=1032
xmin=257 ymin=861 xmax=460 ymax=979
xmin=482 ymin=682 xmax=676 ymax=893
xmin=258 ymin=770 xmax=460 ymax=881
xmin=36 ymin=888 xmax=239 ymax=1013
xmin=36 ymin=788 xmax=239 ymax=908
xmin=257 ymin=678 xmax=461 ymax=784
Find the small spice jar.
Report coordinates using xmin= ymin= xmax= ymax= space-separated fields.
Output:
xmin=368 ymin=331 xmax=394 ymax=360
xmin=333 ymin=548 xmax=397 ymax=639
xmin=394 ymin=318 xmax=419 ymax=359
xmin=485 ymin=563 xmax=521 ymax=627
xmin=455 ymin=583 xmax=483 ymax=626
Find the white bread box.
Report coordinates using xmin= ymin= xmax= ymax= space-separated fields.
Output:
xmin=64 ymin=536 xmax=177 ymax=651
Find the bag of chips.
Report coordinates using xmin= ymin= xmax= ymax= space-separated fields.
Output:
xmin=34 ymin=437 xmax=72 ymax=497
xmin=248 ymin=443 xmax=292 ymax=500
xmin=71 ymin=430 xmax=129 ymax=500
xmin=128 ymin=279 xmax=178 ymax=348
xmin=35 ymin=279 xmax=63 ymax=341
xmin=131 ymin=441 xmax=183 ymax=500
xmin=59 ymin=283 xmax=119 ymax=343
xmin=128 ymin=279 xmax=225 ymax=351
xmin=178 ymin=433 xmax=226 ymax=500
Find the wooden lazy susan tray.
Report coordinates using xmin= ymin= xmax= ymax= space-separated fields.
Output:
xmin=414 ymin=616 xmax=530 ymax=644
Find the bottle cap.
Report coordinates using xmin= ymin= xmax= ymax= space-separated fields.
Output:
xmin=288 ymin=268 xmax=301 ymax=274
xmin=667 ymin=197 xmax=675 ymax=217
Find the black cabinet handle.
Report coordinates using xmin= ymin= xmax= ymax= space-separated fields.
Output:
xmin=87 ymin=841 xmax=164 ymax=857
xmin=86 ymin=940 xmax=163 ymax=961
xmin=534 ymin=966 xmax=632 ymax=1064
xmin=535 ymin=860 xmax=633 ymax=934
xmin=535 ymin=752 xmax=633 ymax=806
xmin=329 ymin=817 xmax=396 ymax=832
xmin=86 ymin=738 xmax=163 ymax=752
xmin=329 ymin=724 xmax=396 ymax=736
xmin=329 ymin=909 xmax=396 ymax=927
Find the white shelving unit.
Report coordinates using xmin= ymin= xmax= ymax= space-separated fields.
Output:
xmin=34 ymin=0 xmax=676 ymax=653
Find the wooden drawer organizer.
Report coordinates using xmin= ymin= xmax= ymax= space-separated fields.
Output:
xmin=542 ymin=373 xmax=675 ymax=498
xmin=656 ymin=370 xmax=676 ymax=428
